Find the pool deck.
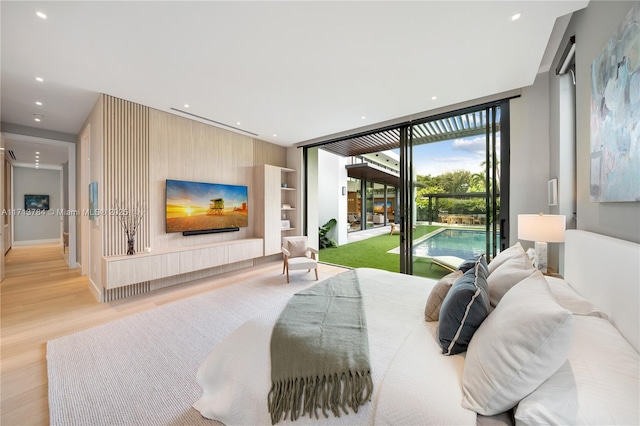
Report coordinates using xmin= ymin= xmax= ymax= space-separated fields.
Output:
xmin=346 ymin=225 xmax=396 ymax=244
xmin=347 ymin=222 xmax=486 ymax=244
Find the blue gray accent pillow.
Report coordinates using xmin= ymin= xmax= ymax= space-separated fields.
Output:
xmin=457 ymin=255 xmax=488 ymax=273
xmin=438 ymin=257 xmax=490 ymax=355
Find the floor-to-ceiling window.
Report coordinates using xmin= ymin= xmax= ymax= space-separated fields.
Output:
xmin=308 ymin=99 xmax=510 ymax=277
xmin=405 ymin=105 xmax=505 ymax=275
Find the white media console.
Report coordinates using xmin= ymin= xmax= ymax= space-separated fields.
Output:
xmin=101 ymin=238 xmax=264 ymax=289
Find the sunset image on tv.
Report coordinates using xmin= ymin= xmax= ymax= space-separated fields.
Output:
xmin=165 ymin=180 xmax=248 ymax=233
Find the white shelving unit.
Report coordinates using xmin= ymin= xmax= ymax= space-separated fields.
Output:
xmin=254 ymin=164 xmax=297 ymax=255
xmin=280 ymin=167 xmax=296 ymax=233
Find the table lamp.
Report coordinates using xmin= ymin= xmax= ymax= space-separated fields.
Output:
xmin=517 ymin=213 xmax=566 ymax=273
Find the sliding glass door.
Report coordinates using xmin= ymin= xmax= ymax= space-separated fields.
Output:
xmin=306 ymin=99 xmax=510 ymax=278
xmin=401 ymin=103 xmax=508 ymax=275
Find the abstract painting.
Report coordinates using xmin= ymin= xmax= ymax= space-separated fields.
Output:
xmin=590 ymin=2 xmax=639 ymax=202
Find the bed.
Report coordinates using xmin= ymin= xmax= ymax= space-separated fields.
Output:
xmin=193 ymin=230 xmax=640 ymax=425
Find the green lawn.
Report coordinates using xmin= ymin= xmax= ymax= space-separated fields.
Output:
xmin=319 ymin=225 xmax=452 ymax=279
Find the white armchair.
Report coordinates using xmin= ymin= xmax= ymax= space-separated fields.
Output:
xmin=282 ymin=236 xmax=319 ymax=283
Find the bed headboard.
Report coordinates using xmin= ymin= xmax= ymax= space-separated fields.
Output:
xmin=564 ymin=230 xmax=640 ymax=352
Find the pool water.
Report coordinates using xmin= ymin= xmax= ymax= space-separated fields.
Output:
xmin=413 ymin=229 xmax=499 ymax=259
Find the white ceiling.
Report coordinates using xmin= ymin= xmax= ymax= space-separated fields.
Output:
xmin=1 ymin=1 xmax=588 ymax=166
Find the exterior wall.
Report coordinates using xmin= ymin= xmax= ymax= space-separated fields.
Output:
xmin=318 ymin=149 xmax=347 ymax=246
xmin=306 ymin=147 xmax=319 ymax=251
xmin=12 ymin=166 xmax=61 ymax=242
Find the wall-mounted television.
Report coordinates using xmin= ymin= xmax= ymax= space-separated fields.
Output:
xmin=165 ymin=179 xmax=248 ymax=235
xmin=25 ymin=194 xmax=50 ymax=210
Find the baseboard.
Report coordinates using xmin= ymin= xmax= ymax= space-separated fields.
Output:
xmin=88 ymin=278 xmax=103 ymax=302
xmin=13 ymin=238 xmax=60 ymax=246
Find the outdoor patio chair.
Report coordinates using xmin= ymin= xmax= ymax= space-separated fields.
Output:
xmin=282 ymin=236 xmax=319 ymax=283
xmin=429 ymin=255 xmax=465 ymax=272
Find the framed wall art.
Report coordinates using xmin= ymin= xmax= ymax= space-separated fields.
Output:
xmin=590 ymin=2 xmax=640 ymax=202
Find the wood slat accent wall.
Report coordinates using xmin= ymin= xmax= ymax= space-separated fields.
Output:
xmin=149 ymin=109 xmax=254 ymax=250
xmin=103 ymin=282 xmax=151 ymax=302
xmin=254 ymin=140 xmax=287 ymax=168
xmin=102 ymin=95 xmax=150 ymax=256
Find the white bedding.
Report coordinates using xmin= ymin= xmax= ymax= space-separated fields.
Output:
xmin=193 ymin=231 xmax=640 ymax=426
xmin=193 ymin=268 xmax=476 ymax=425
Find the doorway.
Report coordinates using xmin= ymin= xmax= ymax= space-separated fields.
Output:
xmin=1 ymin=132 xmax=78 ymax=274
xmin=404 ymin=105 xmax=507 ymax=275
xmin=308 ymin=99 xmax=511 ymax=277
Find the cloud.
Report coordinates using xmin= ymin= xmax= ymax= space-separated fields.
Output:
xmin=415 ymin=156 xmax=483 ymax=176
xmin=451 ymin=136 xmax=485 ymax=154
xmin=451 ymin=135 xmax=501 ymax=154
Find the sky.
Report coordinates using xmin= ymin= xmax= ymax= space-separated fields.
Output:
xmin=395 ymin=133 xmax=501 ymax=177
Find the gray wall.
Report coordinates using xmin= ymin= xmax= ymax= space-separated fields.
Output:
xmin=551 ymin=1 xmax=639 ymax=243
xmin=13 ymin=166 xmax=61 ymax=242
xmin=509 ymin=73 xmax=552 ymax=247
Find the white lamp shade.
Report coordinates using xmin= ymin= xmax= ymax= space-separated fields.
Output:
xmin=518 ymin=214 xmax=566 ymax=243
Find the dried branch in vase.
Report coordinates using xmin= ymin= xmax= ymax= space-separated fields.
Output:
xmin=114 ymin=200 xmax=148 ymax=255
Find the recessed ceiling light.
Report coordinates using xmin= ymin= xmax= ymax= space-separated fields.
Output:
xmin=34 ymin=117 xmax=41 ymax=122
xmin=36 ymin=11 xmax=47 ymax=19
xmin=36 ymin=155 xmax=40 ymax=159
xmin=35 ymin=101 xmax=43 ymax=106
xmin=236 ymin=122 xmax=241 ymax=126
xmin=361 ymin=116 xmax=366 ymax=120
xmin=36 ymin=151 xmax=40 ymax=154
xmin=511 ymin=13 xmax=521 ymax=21
xmin=36 ymin=165 xmax=40 ymax=168
xmin=184 ymin=104 xmax=189 ymax=108
xmin=432 ymin=96 xmax=437 ymax=100
xmin=273 ymin=134 xmax=277 ymax=137
xmin=35 ymin=77 xmax=44 ymax=82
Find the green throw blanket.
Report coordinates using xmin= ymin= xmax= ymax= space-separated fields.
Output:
xmin=268 ymin=270 xmax=373 ymax=424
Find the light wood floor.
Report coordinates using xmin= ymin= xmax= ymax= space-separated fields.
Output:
xmin=0 ymin=244 xmax=347 ymax=425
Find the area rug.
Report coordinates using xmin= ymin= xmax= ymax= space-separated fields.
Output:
xmin=47 ymin=270 xmax=329 ymax=426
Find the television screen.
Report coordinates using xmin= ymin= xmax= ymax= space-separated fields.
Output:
xmin=165 ymin=179 xmax=248 ymax=233
xmin=25 ymin=194 xmax=50 ymax=210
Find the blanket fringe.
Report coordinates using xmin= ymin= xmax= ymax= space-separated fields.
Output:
xmin=268 ymin=370 xmax=373 ymax=425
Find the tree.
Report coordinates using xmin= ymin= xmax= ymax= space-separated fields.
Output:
xmin=436 ymin=170 xmax=473 ymax=193
xmin=469 ymin=172 xmax=485 ymax=192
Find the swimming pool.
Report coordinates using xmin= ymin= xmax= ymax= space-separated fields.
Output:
xmin=413 ymin=228 xmax=499 ymax=259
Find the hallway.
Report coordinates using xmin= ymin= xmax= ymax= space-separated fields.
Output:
xmin=1 ymin=244 xmax=90 ymax=425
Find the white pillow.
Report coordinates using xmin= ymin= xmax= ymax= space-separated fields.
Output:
xmin=545 ymin=276 xmax=609 ymax=319
xmin=461 ymin=270 xmax=574 ymax=415
xmin=486 ymin=250 xmax=536 ymax=307
xmin=515 ymin=316 xmax=639 ymax=425
xmin=487 ymin=242 xmax=526 ymax=274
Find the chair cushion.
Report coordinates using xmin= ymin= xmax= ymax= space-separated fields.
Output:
xmin=287 ymin=257 xmax=317 ymax=270
xmin=287 ymin=240 xmax=308 ymax=258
